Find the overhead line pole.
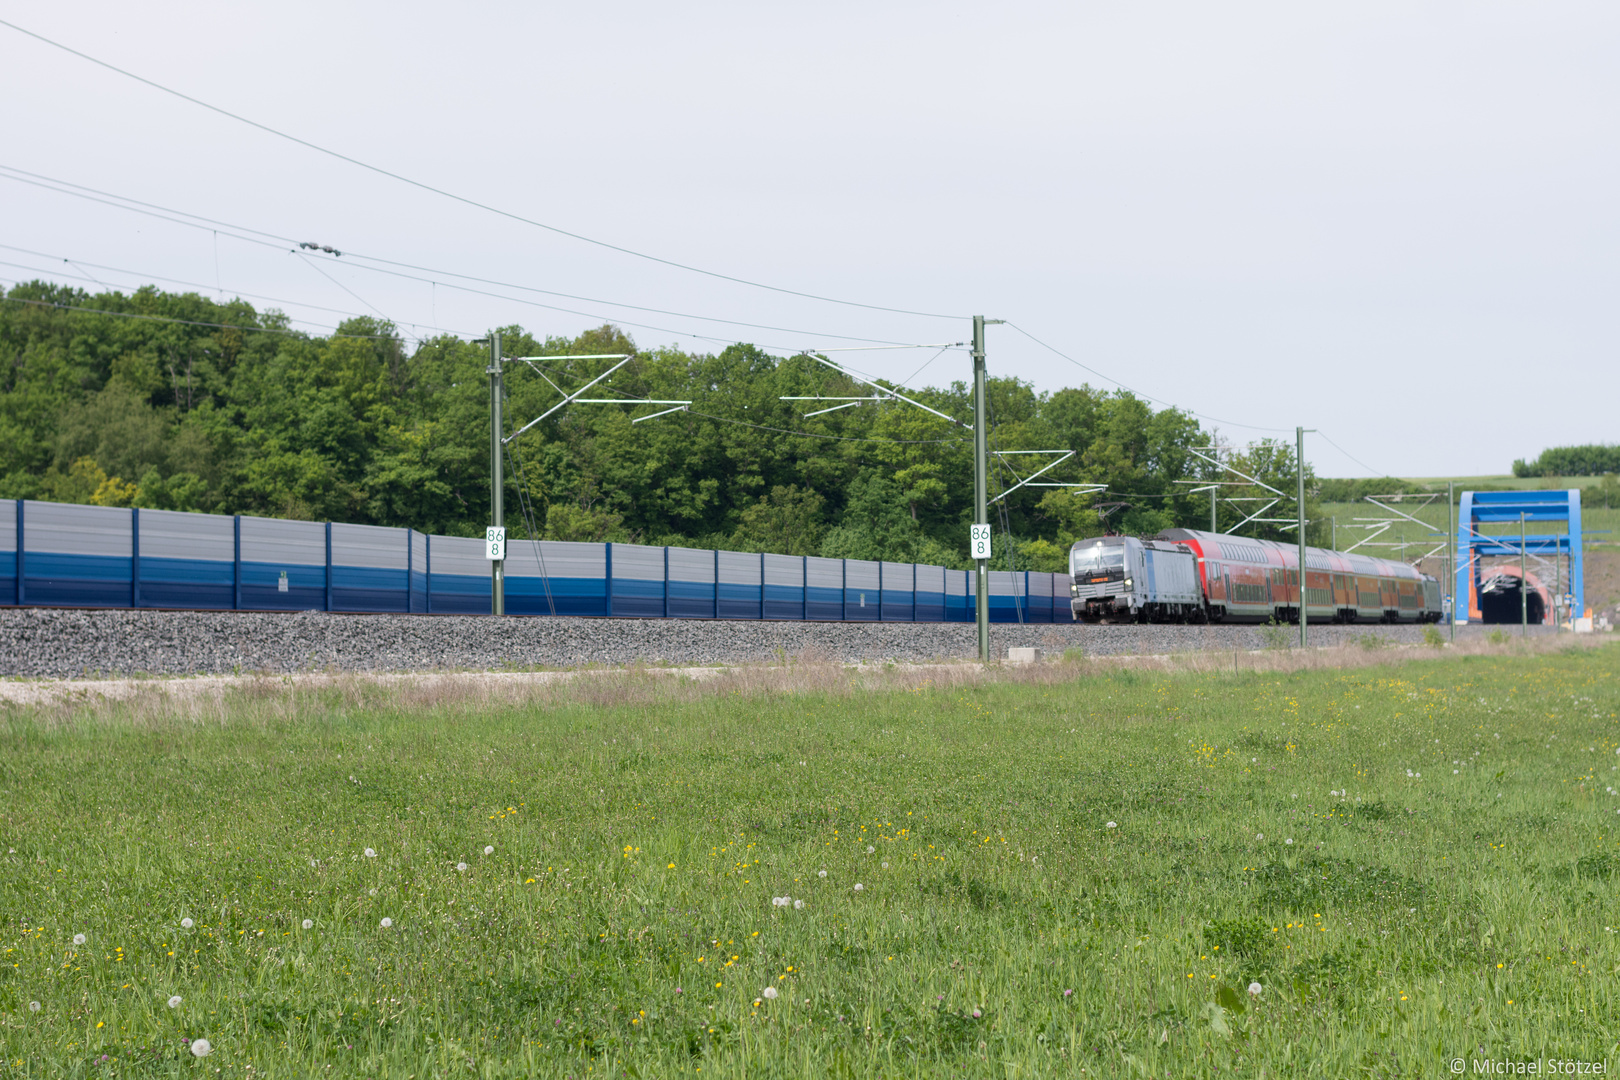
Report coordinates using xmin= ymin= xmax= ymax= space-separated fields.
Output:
xmin=1520 ymin=511 xmax=1528 ymax=635
xmin=973 ymin=316 xmax=1002 ymax=663
xmin=488 ymin=331 xmax=504 ymax=615
xmin=1297 ymin=426 xmax=1312 ymax=649
xmin=1448 ymin=481 xmax=1455 ymax=641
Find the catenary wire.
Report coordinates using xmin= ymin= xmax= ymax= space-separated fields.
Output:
xmin=0 ymin=164 xmax=944 ymax=350
xmin=293 ymin=251 xmax=395 ymax=323
xmin=1315 ymin=430 xmax=1390 ymax=479
xmin=0 ymin=285 xmax=416 ymax=341
xmin=509 ymin=356 xmax=971 ymax=446
xmin=0 ymin=18 xmax=962 ymax=321
xmin=0 ymin=260 xmax=451 ymax=344
xmin=1003 ymin=321 xmax=1293 ymax=434
xmin=0 ymin=242 xmax=473 ymax=337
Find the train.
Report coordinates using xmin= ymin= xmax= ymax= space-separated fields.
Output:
xmin=1069 ymin=529 xmax=1444 ymax=624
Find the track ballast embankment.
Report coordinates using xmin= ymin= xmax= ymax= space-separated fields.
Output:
xmin=0 ymin=608 xmax=1531 ymax=679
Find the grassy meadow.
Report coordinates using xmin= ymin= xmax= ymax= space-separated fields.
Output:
xmin=3 ymin=643 xmax=1620 ymax=1077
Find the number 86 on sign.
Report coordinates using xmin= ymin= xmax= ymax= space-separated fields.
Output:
xmin=485 ymin=527 xmax=506 ymax=560
xmin=969 ymin=523 xmax=993 ymax=560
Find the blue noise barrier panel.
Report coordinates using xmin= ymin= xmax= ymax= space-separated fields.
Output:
xmin=3 ymin=500 xmax=1086 ymax=632
xmin=239 ymin=516 xmax=327 ymax=610
xmin=23 ymin=501 xmax=132 ymax=608
xmin=138 ymin=508 xmax=234 ymax=609
xmin=610 ymin=543 xmax=667 ymax=618
xmin=1 ymin=501 xmax=16 ymax=606
xmin=762 ymin=553 xmax=804 ymax=620
xmin=667 ymin=546 xmax=716 ymax=619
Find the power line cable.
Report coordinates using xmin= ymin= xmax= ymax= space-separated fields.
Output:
xmin=0 ymin=163 xmax=941 ymax=349
xmin=0 ymin=260 xmax=445 ymax=344
xmin=1314 ymin=430 xmax=1391 ymax=480
xmin=0 ymin=167 xmax=291 ymax=253
xmin=0 ymin=286 xmax=409 ymax=341
xmin=0 ymin=17 xmax=962 ymax=320
xmin=293 ymin=251 xmax=394 ymax=323
xmin=0 ymin=163 xmax=296 ymax=244
xmin=0 ymin=242 xmax=471 ymax=337
xmin=1003 ymin=321 xmax=1293 ymax=434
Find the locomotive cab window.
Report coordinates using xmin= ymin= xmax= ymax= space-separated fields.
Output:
xmin=1073 ymin=550 xmax=1125 ymax=574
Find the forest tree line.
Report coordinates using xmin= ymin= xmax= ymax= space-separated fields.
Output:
xmin=0 ymin=281 xmax=1328 ymax=571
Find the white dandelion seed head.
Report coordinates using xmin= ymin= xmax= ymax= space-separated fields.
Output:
xmin=72 ymin=933 xmax=86 ymax=946
xmin=1106 ymin=821 xmax=1117 ymax=829
xmin=1284 ymin=838 xmax=1294 ymax=845
xmin=762 ymin=986 xmax=778 ymax=999
xmin=818 ymin=870 xmax=827 ymax=878
xmin=168 ymin=995 xmax=183 ymax=1008
xmin=309 ymin=859 xmax=318 ymax=868
xmin=484 ymin=846 xmax=494 ymax=856
xmin=1256 ymin=834 xmax=1264 ymax=840
xmin=368 ymin=888 xmax=377 ymax=897
xmin=866 ymin=846 xmax=875 ymax=853
xmin=772 ymin=896 xmax=787 ymax=907
xmin=1248 ymin=982 xmax=1262 ymax=996
xmin=29 ymin=1001 xmax=41 ymax=1012
xmin=180 ymin=918 xmax=193 ymax=929
xmin=881 ymin=862 xmax=889 ymax=869
xmin=853 ymin=883 xmax=864 ymax=891
xmin=190 ymin=1038 xmax=212 ymax=1058
xmin=457 ymin=862 xmax=468 ymax=872
xmin=380 ymin=917 xmax=393 ymax=928
xmin=302 ymin=919 xmax=313 ymax=930
xmin=794 ymin=899 xmax=804 ymax=910
xmin=364 ymin=848 xmax=377 ymax=858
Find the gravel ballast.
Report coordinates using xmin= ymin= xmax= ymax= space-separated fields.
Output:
xmin=0 ymin=608 xmax=1538 ymax=679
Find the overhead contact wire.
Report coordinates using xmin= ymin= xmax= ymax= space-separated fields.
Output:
xmin=0 ymin=18 xmax=961 ymax=320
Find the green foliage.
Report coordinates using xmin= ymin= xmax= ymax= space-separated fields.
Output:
xmin=1512 ymin=444 xmax=1620 ymax=477
xmin=1595 ymin=473 xmax=1620 ymax=510
xmin=2 ymin=280 xmax=1233 ymax=560
xmin=1316 ymin=476 xmax=1411 ymax=503
xmin=1422 ymin=625 xmax=1445 ymax=648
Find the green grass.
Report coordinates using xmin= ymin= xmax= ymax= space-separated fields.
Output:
xmin=3 ymin=646 xmax=1620 ymax=1077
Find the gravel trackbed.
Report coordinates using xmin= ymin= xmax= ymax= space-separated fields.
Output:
xmin=0 ymin=608 xmax=1525 ymax=679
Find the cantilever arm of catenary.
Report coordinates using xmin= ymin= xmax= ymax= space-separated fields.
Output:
xmin=808 ymin=355 xmax=970 ymax=430
xmin=631 ymin=405 xmax=689 ymax=424
xmin=987 ymin=450 xmax=1075 ymax=505
xmin=1185 ymin=447 xmax=1288 ymax=499
xmin=503 ymin=356 xmax=632 ymax=443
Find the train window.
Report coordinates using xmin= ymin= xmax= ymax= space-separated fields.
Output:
xmin=1073 ymin=550 xmax=1125 ymax=573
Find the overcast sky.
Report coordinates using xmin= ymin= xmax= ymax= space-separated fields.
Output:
xmin=2 ymin=2 xmax=1614 ymax=477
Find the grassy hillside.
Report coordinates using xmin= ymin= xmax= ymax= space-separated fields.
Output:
xmin=3 ymin=645 xmax=1618 ymax=1076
